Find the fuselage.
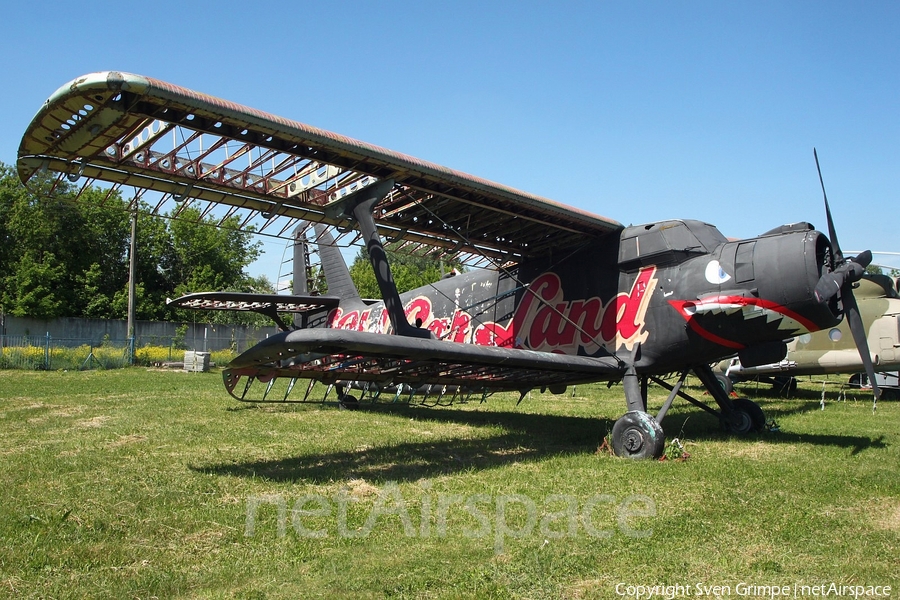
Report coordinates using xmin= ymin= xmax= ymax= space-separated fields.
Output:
xmin=326 ymin=219 xmax=841 ymax=376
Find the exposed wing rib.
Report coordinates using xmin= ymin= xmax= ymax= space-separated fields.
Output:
xmin=167 ymin=291 xmax=339 ymax=313
xmin=224 ymin=328 xmax=624 ymax=395
xmin=18 ymin=71 xmax=623 ymax=266
xmin=168 ymin=291 xmax=341 ymax=332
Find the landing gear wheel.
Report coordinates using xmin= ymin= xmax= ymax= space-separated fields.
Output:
xmin=772 ymin=376 xmax=797 ymax=396
xmin=611 ymin=411 xmax=666 ymax=460
xmin=721 ymin=397 xmax=765 ymax=434
xmin=338 ymin=394 xmax=359 ymax=410
xmin=714 ymin=372 xmax=734 ymax=395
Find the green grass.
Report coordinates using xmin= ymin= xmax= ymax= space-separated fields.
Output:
xmin=0 ymin=369 xmax=897 ymax=598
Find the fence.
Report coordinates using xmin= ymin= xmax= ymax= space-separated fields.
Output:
xmin=0 ymin=315 xmax=278 ymax=371
xmin=0 ymin=332 xmax=262 ymax=371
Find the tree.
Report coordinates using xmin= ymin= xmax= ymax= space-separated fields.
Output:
xmin=4 ymin=251 xmax=65 ymax=319
xmin=0 ymin=164 xmax=130 ymax=319
xmin=168 ymin=207 xmax=260 ymax=294
xmin=349 ymin=242 xmax=463 ymax=299
xmin=0 ymin=163 xmax=265 ymax=323
xmin=74 ymin=188 xmax=131 ymax=318
xmin=165 ymin=207 xmax=264 ymax=325
xmin=866 ymin=264 xmax=883 ymax=276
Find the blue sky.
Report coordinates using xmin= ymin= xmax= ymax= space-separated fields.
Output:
xmin=2 ymin=1 xmax=898 ymax=281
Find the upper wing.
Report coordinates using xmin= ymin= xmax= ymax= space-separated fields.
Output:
xmin=18 ymin=71 xmax=622 ymax=267
xmin=223 ymin=328 xmax=624 ymax=400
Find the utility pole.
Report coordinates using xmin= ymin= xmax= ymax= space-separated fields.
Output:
xmin=126 ymin=201 xmax=137 ymax=363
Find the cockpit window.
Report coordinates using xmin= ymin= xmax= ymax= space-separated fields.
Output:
xmin=618 ymin=220 xmax=726 ymax=269
xmin=659 ymin=222 xmax=702 ymax=251
xmin=688 ymin=222 xmax=728 ymax=250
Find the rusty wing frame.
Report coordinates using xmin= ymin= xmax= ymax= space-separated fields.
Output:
xmin=167 ymin=291 xmax=341 ymax=332
xmin=222 ymin=328 xmax=624 ymax=404
xmin=18 ymin=71 xmax=631 ymax=403
xmin=18 ymin=71 xmax=623 ymax=269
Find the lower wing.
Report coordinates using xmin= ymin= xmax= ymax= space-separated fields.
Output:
xmin=223 ymin=328 xmax=625 ymax=400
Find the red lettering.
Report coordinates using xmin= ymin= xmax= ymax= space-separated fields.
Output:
xmin=510 ymin=273 xmax=560 ymax=341
xmin=428 ymin=317 xmax=449 ymax=338
xmin=529 ymin=302 xmax=576 ymax=350
xmin=449 ymin=310 xmax=471 ymax=343
xmin=599 ymin=267 xmax=655 ymax=346
xmin=329 ymin=307 xmax=373 ymax=332
xmin=336 ymin=310 xmax=359 ymax=331
xmin=569 ymin=298 xmax=603 ymax=344
xmin=405 ymin=297 xmax=432 ymax=327
xmin=474 ymin=321 xmax=514 ymax=347
xmin=509 ymin=267 xmax=656 ymax=353
xmin=329 ymin=267 xmax=656 ymax=353
xmin=358 ymin=309 xmax=371 ymax=332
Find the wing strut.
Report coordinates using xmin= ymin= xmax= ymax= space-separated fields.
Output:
xmin=325 ymin=179 xmax=432 ymax=339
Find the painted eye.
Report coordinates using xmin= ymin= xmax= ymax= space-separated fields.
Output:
xmin=705 ymin=260 xmax=732 ymax=285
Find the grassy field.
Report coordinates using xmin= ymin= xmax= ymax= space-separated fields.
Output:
xmin=0 ymin=368 xmax=897 ymax=599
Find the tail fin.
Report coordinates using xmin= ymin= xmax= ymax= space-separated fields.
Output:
xmin=312 ymin=224 xmax=365 ymax=308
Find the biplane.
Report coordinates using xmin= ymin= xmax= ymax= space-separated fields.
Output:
xmin=17 ymin=71 xmax=879 ymax=459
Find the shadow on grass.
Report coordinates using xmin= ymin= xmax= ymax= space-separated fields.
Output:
xmin=735 ymin=382 xmax=887 ymax=403
xmin=195 ymin=408 xmax=614 ymax=483
xmin=669 ymin=396 xmax=888 ymax=455
xmin=192 ymin=400 xmax=888 ymax=483
xmin=765 ymin=432 xmax=887 ymax=455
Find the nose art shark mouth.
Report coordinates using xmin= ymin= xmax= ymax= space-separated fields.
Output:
xmin=667 ymin=296 xmax=819 ymax=349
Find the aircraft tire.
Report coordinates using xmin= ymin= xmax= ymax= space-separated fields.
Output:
xmin=714 ymin=372 xmax=734 ymax=395
xmin=611 ymin=411 xmax=665 ymax=460
xmin=772 ymin=376 xmax=797 ymax=396
xmin=338 ymin=394 xmax=360 ymax=410
xmin=721 ymin=398 xmax=765 ymax=434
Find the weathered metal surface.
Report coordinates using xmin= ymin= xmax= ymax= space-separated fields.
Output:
xmin=223 ymin=327 xmax=623 ymax=395
xmin=167 ymin=291 xmax=339 ymax=314
xmin=18 ymin=71 xmax=623 ymax=268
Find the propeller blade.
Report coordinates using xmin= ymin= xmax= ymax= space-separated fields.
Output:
xmin=814 ymin=271 xmax=845 ymax=304
xmin=812 ymin=151 xmax=877 ymax=407
xmin=814 ymin=148 xmax=844 ymax=263
xmin=814 ymin=257 xmax=864 ymax=303
xmin=852 ymin=249 xmax=872 ymax=270
xmin=842 ymin=285 xmax=881 ymax=407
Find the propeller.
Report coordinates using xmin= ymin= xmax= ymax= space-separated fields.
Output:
xmin=813 ymin=149 xmax=880 ymax=407
xmin=813 ymin=250 xmax=871 ymax=304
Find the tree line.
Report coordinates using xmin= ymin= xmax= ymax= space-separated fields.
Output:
xmin=348 ymin=245 xmax=464 ymax=300
xmin=0 ymin=162 xmax=462 ymax=327
xmin=0 ymin=163 xmax=267 ymax=325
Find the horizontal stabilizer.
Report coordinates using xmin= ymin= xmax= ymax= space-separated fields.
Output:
xmin=167 ymin=291 xmax=340 ymax=313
